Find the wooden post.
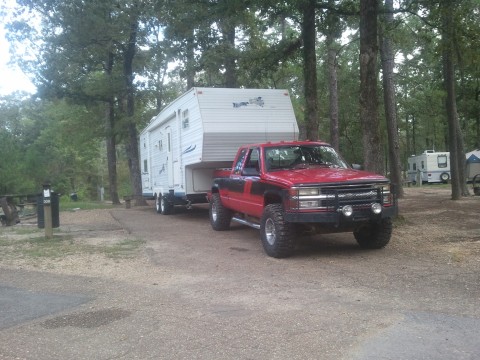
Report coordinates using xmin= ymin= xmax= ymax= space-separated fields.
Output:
xmin=43 ymin=184 xmax=53 ymax=239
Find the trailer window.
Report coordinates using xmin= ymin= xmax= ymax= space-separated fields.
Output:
xmin=143 ymin=159 xmax=148 ymax=172
xmin=413 ymin=163 xmax=416 ymax=171
xmin=182 ymin=109 xmax=189 ymax=129
xmin=438 ymin=155 xmax=447 ymax=168
xmin=421 ymin=161 xmax=425 ymax=169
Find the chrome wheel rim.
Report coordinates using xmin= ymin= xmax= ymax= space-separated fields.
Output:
xmin=265 ymin=218 xmax=276 ymax=245
xmin=211 ymin=202 xmax=218 ymax=222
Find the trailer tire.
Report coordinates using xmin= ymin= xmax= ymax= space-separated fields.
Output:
xmin=260 ymin=204 xmax=294 ymax=258
xmin=159 ymin=193 xmax=174 ymax=215
xmin=155 ymin=194 xmax=162 ymax=214
xmin=209 ymin=193 xmax=232 ymax=230
xmin=354 ymin=218 xmax=392 ymax=249
xmin=440 ymin=172 xmax=450 ymax=183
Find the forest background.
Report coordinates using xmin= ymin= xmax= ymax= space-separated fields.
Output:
xmin=0 ymin=0 xmax=478 ymax=203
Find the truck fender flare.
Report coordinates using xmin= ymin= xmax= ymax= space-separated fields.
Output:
xmin=263 ymin=189 xmax=283 ymax=206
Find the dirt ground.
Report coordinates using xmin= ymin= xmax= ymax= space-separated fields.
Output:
xmin=394 ymin=186 xmax=479 ymax=267
xmin=1 ymin=185 xmax=479 ymax=275
xmin=0 ymin=185 xmax=479 ymax=360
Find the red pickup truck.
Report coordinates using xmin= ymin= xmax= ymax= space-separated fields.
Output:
xmin=209 ymin=141 xmax=397 ymax=258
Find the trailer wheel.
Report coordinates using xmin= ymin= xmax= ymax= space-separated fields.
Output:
xmin=440 ymin=172 xmax=450 ymax=183
xmin=260 ymin=204 xmax=294 ymax=258
xmin=159 ymin=193 xmax=173 ymax=215
xmin=209 ymin=193 xmax=232 ymax=230
xmin=354 ymin=218 xmax=392 ymax=249
xmin=155 ymin=194 xmax=162 ymax=214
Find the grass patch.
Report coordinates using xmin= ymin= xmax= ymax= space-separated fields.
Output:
xmin=60 ymin=201 xmax=116 ymax=211
xmin=0 ymin=232 xmax=146 ymax=261
xmin=9 ymin=227 xmax=42 ymax=235
xmin=21 ymin=235 xmax=76 ymax=259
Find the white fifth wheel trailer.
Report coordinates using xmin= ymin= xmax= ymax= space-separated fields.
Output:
xmin=407 ymin=150 xmax=451 ymax=184
xmin=139 ymin=87 xmax=299 ymax=214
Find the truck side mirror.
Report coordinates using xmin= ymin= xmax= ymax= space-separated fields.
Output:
xmin=352 ymin=164 xmax=362 ymax=170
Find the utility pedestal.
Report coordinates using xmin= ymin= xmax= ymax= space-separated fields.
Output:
xmin=42 ymin=184 xmax=53 ymax=239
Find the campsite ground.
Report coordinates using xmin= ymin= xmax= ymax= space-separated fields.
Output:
xmin=0 ymin=185 xmax=479 ymax=359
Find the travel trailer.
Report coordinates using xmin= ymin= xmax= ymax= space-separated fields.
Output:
xmin=466 ymin=149 xmax=480 ymax=181
xmin=139 ymin=87 xmax=299 ymax=214
xmin=407 ymin=150 xmax=450 ymax=184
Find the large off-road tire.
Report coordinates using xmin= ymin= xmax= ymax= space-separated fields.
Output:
xmin=260 ymin=204 xmax=295 ymax=258
xmin=209 ymin=193 xmax=232 ymax=230
xmin=354 ymin=218 xmax=392 ymax=249
xmin=156 ymin=193 xmax=174 ymax=215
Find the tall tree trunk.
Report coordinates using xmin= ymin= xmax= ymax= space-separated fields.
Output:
xmin=359 ymin=0 xmax=383 ymax=174
xmin=105 ymin=99 xmax=120 ymax=204
xmin=124 ymin=16 xmax=146 ymax=206
xmin=105 ymin=51 xmax=120 ymax=205
xmin=302 ymin=0 xmax=319 ymax=140
xmin=476 ymin=86 xmax=480 ymax=148
xmin=379 ymin=0 xmax=404 ymax=198
xmin=186 ymin=29 xmax=195 ymax=89
xmin=326 ymin=0 xmax=339 ymax=151
xmin=441 ymin=0 xmax=468 ymax=199
xmin=222 ymin=23 xmax=236 ymax=88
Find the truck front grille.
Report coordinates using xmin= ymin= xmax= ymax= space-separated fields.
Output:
xmin=289 ymin=183 xmax=391 ymax=211
xmin=321 ymin=186 xmax=380 ymax=209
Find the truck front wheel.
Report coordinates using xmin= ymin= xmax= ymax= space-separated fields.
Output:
xmin=354 ymin=218 xmax=392 ymax=249
xmin=260 ymin=204 xmax=294 ymax=258
xmin=209 ymin=193 xmax=232 ymax=230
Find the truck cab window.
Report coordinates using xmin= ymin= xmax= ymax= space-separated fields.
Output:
xmin=233 ymin=149 xmax=248 ymax=175
xmin=245 ymin=148 xmax=260 ymax=171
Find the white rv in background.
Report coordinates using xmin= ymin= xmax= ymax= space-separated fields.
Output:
xmin=407 ymin=150 xmax=451 ymax=184
xmin=139 ymin=87 xmax=299 ymax=214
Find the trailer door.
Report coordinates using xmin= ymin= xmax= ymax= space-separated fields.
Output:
xmin=139 ymin=132 xmax=153 ymax=196
xmin=167 ymin=128 xmax=174 ymax=188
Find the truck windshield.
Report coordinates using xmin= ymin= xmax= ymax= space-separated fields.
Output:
xmin=264 ymin=145 xmax=349 ymax=171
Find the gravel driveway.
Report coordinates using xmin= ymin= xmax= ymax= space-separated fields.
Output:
xmin=0 ymin=187 xmax=479 ymax=359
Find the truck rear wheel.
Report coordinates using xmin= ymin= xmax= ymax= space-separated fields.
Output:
xmin=260 ymin=204 xmax=294 ymax=258
xmin=155 ymin=195 xmax=162 ymax=214
xmin=209 ymin=193 xmax=232 ymax=230
xmin=354 ymin=218 xmax=392 ymax=249
xmin=157 ymin=193 xmax=173 ymax=215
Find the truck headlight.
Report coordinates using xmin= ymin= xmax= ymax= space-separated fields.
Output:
xmin=379 ymin=184 xmax=392 ymax=205
xmin=298 ymin=188 xmax=319 ymax=196
xmin=299 ymin=200 xmax=319 ymax=209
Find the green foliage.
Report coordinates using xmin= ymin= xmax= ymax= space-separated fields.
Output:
xmin=2 ymin=0 xmax=479 ymax=195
